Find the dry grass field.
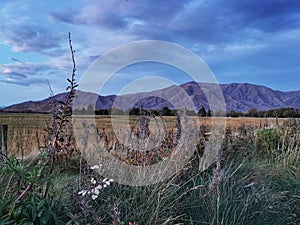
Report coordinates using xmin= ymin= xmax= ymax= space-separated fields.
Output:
xmin=0 ymin=114 xmax=51 ymax=157
xmin=0 ymin=113 xmax=288 ymax=157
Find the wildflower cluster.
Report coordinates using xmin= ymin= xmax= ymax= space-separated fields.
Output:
xmin=78 ymin=165 xmax=113 ymax=200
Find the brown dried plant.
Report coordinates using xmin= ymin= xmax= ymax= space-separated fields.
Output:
xmin=42 ymin=32 xmax=79 ymax=171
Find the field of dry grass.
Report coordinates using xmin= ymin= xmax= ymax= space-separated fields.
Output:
xmin=0 ymin=114 xmax=51 ymax=157
xmin=0 ymin=113 xmax=288 ymax=157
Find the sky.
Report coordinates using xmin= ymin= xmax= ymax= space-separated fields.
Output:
xmin=1 ymin=0 xmax=300 ymax=106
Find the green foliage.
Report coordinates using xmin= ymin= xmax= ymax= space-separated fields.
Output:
xmin=0 ymin=193 xmax=64 ymax=225
xmin=0 ymin=155 xmax=66 ymax=225
xmin=0 ymin=155 xmax=47 ymax=194
xmin=256 ymin=128 xmax=281 ymax=157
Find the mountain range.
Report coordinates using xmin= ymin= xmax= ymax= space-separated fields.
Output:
xmin=3 ymin=82 xmax=300 ymax=113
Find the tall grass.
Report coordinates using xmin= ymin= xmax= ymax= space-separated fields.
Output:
xmin=61 ymin=122 xmax=299 ymax=225
xmin=1 ymin=119 xmax=299 ymax=224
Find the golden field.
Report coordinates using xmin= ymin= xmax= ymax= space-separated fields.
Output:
xmin=0 ymin=113 xmax=289 ymax=157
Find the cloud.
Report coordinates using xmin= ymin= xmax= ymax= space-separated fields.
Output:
xmin=49 ymin=1 xmax=128 ymax=29
xmin=3 ymin=71 xmax=27 ymax=79
xmin=203 ymin=28 xmax=300 ymax=91
xmin=0 ymin=78 xmax=46 ymax=86
xmin=49 ymin=0 xmax=186 ymax=38
xmin=1 ymin=21 xmax=61 ymax=53
xmin=48 ymin=0 xmax=300 ymax=45
xmin=0 ymin=64 xmax=46 ymax=86
xmin=0 ymin=1 xmax=64 ymax=54
xmin=0 ymin=61 xmax=51 ymax=76
xmin=49 ymin=9 xmax=80 ymax=24
xmin=225 ymin=0 xmax=300 ymax=32
xmin=164 ymin=0 xmax=300 ymax=45
xmin=46 ymin=0 xmax=300 ymax=72
xmin=0 ymin=60 xmax=59 ymax=86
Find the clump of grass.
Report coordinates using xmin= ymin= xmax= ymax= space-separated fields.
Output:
xmin=69 ymin=159 xmax=220 ymax=224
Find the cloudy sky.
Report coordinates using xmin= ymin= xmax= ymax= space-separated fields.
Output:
xmin=1 ymin=0 xmax=300 ymax=106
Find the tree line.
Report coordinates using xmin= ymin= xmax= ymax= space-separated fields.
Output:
xmin=73 ymin=105 xmax=300 ymax=118
xmin=227 ymin=107 xmax=300 ymax=118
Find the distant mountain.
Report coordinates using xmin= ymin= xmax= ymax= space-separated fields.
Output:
xmin=3 ymin=82 xmax=300 ymax=113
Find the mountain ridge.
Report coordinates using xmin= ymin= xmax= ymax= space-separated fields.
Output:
xmin=3 ymin=82 xmax=300 ymax=113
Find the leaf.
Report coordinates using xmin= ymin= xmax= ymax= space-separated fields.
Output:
xmin=31 ymin=206 xmax=37 ymax=221
xmin=0 ymin=217 xmax=13 ymax=225
xmin=12 ymin=205 xmax=23 ymax=219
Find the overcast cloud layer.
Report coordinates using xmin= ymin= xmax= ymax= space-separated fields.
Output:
xmin=0 ymin=0 xmax=300 ymax=106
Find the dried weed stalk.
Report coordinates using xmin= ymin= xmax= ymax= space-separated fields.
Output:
xmin=42 ymin=32 xmax=78 ymax=171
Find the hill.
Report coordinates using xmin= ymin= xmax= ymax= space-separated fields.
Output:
xmin=3 ymin=82 xmax=300 ymax=113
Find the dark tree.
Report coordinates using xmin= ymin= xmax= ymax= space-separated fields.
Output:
xmin=161 ymin=107 xmax=172 ymax=116
xmin=129 ymin=108 xmax=140 ymax=115
xmin=207 ymin=109 xmax=212 ymax=117
xmin=198 ymin=106 xmax=207 ymax=117
xmin=247 ymin=108 xmax=258 ymax=117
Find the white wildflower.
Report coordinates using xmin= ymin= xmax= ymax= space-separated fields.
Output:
xmin=95 ymin=188 xmax=100 ymax=195
xmin=90 ymin=165 xmax=100 ymax=170
xmin=96 ymin=184 xmax=102 ymax=190
xmin=91 ymin=187 xmax=100 ymax=195
xmin=91 ymin=178 xmax=96 ymax=184
xmin=78 ymin=190 xmax=88 ymax=196
xmin=92 ymin=194 xmax=98 ymax=200
xmin=244 ymin=182 xmax=255 ymax=188
xmin=103 ymin=178 xmax=108 ymax=183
